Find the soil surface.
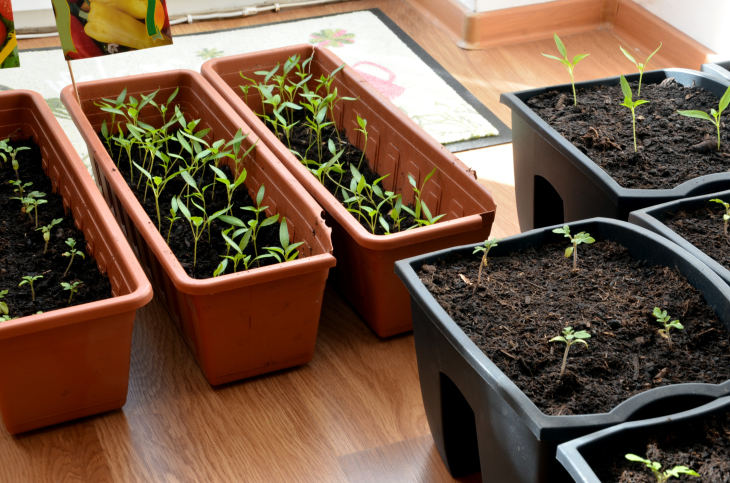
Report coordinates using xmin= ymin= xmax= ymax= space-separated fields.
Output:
xmin=527 ymin=79 xmax=730 ymax=190
xmin=419 ymin=240 xmax=730 ymax=415
xmin=595 ymin=412 xmax=730 ymax=482
xmin=266 ymin=109 xmax=423 ymax=235
xmin=0 ymin=138 xmax=112 ymax=319
xmin=663 ymin=201 xmax=730 ymax=271
xmin=102 ymin=135 xmax=286 ymax=279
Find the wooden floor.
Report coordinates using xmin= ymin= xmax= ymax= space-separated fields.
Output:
xmin=7 ymin=1 xmax=685 ymax=481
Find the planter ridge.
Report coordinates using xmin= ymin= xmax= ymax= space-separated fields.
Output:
xmin=202 ymin=45 xmax=496 ymax=337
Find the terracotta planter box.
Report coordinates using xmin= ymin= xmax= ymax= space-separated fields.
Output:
xmin=557 ymin=398 xmax=730 ymax=482
xmin=701 ymin=60 xmax=730 ymax=82
xmin=629 ymin=189 xmax=730 ymax=287
xmin=500 ymin=69 xmax=730 ymax=232
xmin=395 ymin=218 xmax=730 ymax=483
xmin=0 ymin=90 xmax=152 ymax=434
xmin=61 ymin=70 xmax=336 ymax=385
xmin=201 ymin=45 xmax=496 ymax=338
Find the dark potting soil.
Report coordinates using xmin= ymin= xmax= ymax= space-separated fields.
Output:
xmin=0 ymin=138 xmax=112 ymax=318
xmin=266 ymin=109 xmax=422 ymax=235
xmin=419 ymin=240 xmax=730 ymax=415
xmin=527 ymin=79 xmax=730 ymax=190
xmin=595 ymin=412 xmax=730 ymax=482
xmin=663 ymin=201 xmax=730 ymax=272
xmin=102 ymin=135 xmax=287 ymax=279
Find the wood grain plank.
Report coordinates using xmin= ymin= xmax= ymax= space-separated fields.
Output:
xmin=338 ymin=434 xmax=482 ymax=483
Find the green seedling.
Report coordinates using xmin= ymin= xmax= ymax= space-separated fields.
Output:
xmin=472 ymin=238 xmax=499 ymax=293
xmin=62 ymin=238 xmax=85 ymax=278
xmin=36 ymin=218 xmax=63 ymax=254
xmin=625 ymin=454 xmax=699 ymax=482
xmin=0 ymin=139 xmax=31 ymax=180
xmin=620 ymin=43 xmax=662 ymax=97
xmin=620 ymin=75 xmax=650 ymax=153
xmin=354 ymin=115 xmax=368 ymax=170
xmin=209 ymin=165 xmax=247 ymax=215
xmin=11 ymin=191 xmax=47 ymax=226
xmin=678 ymin=83 xmax=730 ymax=151
xmin=542 ymin=33 xmax=589 ymax=105
xmin=134 ymin=162 xmax=181 ymax=231
xmin=61 ymin=281 xmax=83 ymax=304
xmin=177 ymin=198 xmax=205 ymax=269
xmin=261 ymin=217 xmax=305 ymax=263
xmin=238 ymin=184 xmax=279 ymax=258
xmin=9 ymin=179 xmax=31 ymax=199
xmin=0 ymin=290 xmax=8 ymax=316
xmin=652 ymin=307 xmax=684 ymax=349
xmin=550 ymin=327 xmax=591 ymax=377
xmin=166 ymin=195 xmax=180 ymax=245
xmin=710 ymin=198 xmax=730 ymax=237
xmin=402 ymin=167 xmax=445 ymax=228
xmin=552 ymin=225 xmax=595 ymax=270
xmin=19 ymin=275 xmax=42 ymax=303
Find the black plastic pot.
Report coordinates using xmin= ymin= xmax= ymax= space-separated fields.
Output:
xmin=500 ymin=69 xmax=730 ymax=232
xmin=394 ymin=218 xmax=730 ymax=483
xmin=629 ymin=189 xmax=730 ymax=287
xmin=556 ymin=397 xmax=730 ymax=482
xmin=701 ymin=61 xmax=730 ymax=82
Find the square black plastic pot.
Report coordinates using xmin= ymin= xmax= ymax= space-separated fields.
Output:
xmin=394 ymin=218 xmax=730 ymax=483
xmin=629 ymin=189 xmax=730 ymax=287
xmin=500 ymin=69 xmax=730 ymax=232
xmin=701 ymin=61 xmax=730 ymax=82
xmin=556 ymin=397 xmax=730 ymax=482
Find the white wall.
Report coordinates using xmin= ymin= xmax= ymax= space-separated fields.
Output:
xmin=634 ymin=0 xmax=730 ymax=58
xmin=456 ymin=0 xmax=556 ymax=13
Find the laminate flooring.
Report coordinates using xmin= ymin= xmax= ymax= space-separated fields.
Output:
xmin=8 ymin=1 xmax=683 ymax=480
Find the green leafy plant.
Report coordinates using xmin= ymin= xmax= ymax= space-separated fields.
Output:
xmin=620 ymin=43 xmax=662 ymax=97
xmin=549 ymin=327 xmax=591 ymax=377
xmin=11 ymin=190 xmax=47 ymax=226
xmin=354 ymin=115 xmax=368 ymax=170
xmin=0 ymin=290 xmax=8 ymax=316
xmin=62 ymin=238 xmax=85 ymax=278
xmin=652 ymin=307 xmax=684 ymax=349
xmin=19 ymin=275 xmax=42 ymax=303
xmin=677 ymin=84 xmax=730 ymax=152
xmin=36 ymin=218 xmax=63 ymax=254
xmin=8 ymin=179 xmax=31 ymax=199
xmin=472 ymin=238 xmax=499 ymax=293
xmin=710 ymin=198 xmax=730 ymax=237
xmin=260 ymin=217 xmax=304 ymax=263
xmin=61 ymin=281 xmax=83 ymax=304
xmin=402 ymin=167 xmax=445 ymax=228
xmin=619 ymin=75 xmax=650 ymax=152
xmin=625 ymin=454 xmax=700 ymax=482
xmin=542 ymin=33 xmax=589 ymax=105
xmin=0 ymin=139 xmax=31 ymax=181
xmin=552 ymin=225 xmax=595 ymax=270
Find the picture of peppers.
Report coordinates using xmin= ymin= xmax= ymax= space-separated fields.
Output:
xmin=53 ymin=0 xmax=173 ymax=61
xmin=0 ymin=0 xmax=19 ymax=69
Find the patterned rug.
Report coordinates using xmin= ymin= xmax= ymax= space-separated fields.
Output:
xmin=8 ymin=9 xmax=509 ymax=167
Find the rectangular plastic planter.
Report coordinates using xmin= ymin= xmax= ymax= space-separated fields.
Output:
xmin=395 ymin=218 xmax=730 ymax=483
xmin=557 ymin=397 xmax=730 ymax=482
xmin=0 ymin=90 xmax=153 ymax=434
xmin=61 ymin=70 xmax=336 ymax=385
xmin=500 ymin=69 xmax=730 ymax=232
xmin=629 ymin=189 xmax=730 ymax=287
xmin=201 ymin=45 xmax=496 ymax=338
xmin=701 ymin=60 xmax=730 ymax=82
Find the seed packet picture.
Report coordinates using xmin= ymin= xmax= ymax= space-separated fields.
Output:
xmin=0 ymin=0 xmax=19 ymax=69
xmin=52 ymin=0 xmax=173 ymax=60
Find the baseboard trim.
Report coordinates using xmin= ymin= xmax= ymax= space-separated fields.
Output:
xmin=404 ymin=0 xmax=714 ymax=63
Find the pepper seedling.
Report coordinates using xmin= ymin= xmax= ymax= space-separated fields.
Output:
xmin=625 ymin=454 xmax=700 ymax=482
xmin=549 ymin=327 xmax=591 ymax=377
xmin=19 ymin=275 xmax=42 ymax=303
xmin=62 ymin=238 xmax=85 ymax=278
xmin=619 ymin=75 xmax=650 ymax=153
xmin=652 ymin=307 xmax=684 ymax=350
xmin=166 ymin=195 xmax=180 ymax=245
xmin=260 ymin=217 xmax=304 ymax=263
xmin=678 ymin=83 xmax=730 ymax=152
xmin=552 ymin=225 xmax=595 ymax=270
xmin=541 ymin=33 xmax=589 ymax=105
xmin=61 ymin=281 xmax=83 ymax=304
xmin=472 ymin=238 xmax=499 ymax=294
xmin=354 ymin=115 xmax=368 ymax=170
xmin=710 ymin=198 xmax=730 ymax=237
xmin=0 ymin=290 xmax=8 ymax=316
xmin=36 ymin=218 xmax=63 ymax=254
xmin=619 ymin=43 xmax=662 ymax=97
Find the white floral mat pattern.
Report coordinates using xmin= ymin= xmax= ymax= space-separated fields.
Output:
xmin=6 ymin=10 xmax=500 ymax=168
